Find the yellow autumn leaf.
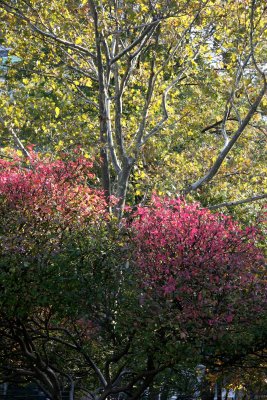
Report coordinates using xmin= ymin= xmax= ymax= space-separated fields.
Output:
xmin=55 ymin=107 xmax=60 ymax=118
xmin=75 ymin=37 xmax=82 ymax=45
xmin=85 ymin=80 xmax=92 ymax=87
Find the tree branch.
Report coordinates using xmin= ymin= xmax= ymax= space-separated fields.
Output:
xmin=185 ymin=2 xmax=267 ymax=195
xmin=140 ymin=69 xmax=186 ymax=147
xmin=110 ymin=20 xmax=160 ymax=65
xmin=0 ymin=118 xmax=31 ymax=159
xmin=185 ymin=77 xmax=267 ymax=194
xmin=113 ymin=43 xmax=127 ymax=161
xmin=201 ymin=118 xmax=237 ymax=133
xmin=0 ymin=0 xmax=96 ymax=59
xmin=208 ymin=193 xmax=267 ymax=210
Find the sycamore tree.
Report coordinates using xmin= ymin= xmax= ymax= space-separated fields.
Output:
xmin=0 ymin=0 xmax=266 ymax=217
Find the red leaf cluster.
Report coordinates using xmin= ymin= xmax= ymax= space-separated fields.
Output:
xmin=0 ymin=150 xmax=107 ymax=224
xmin=132 ymin=196 xmax=266 ymax=329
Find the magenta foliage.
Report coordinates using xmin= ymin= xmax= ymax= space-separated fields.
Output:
xmin=132 ymin=196 xmax=266 ymax=329
xmin=0 ymin=150 xmax=107 ymax=223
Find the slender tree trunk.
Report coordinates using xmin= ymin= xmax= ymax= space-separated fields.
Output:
xmin=89 ymin=0 xmax=111 ymax=202
xmin=114 ymin=163 xmax=132 ymax=218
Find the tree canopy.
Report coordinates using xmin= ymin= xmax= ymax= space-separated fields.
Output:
xmin=0 ymin=0 xmax=266 ymax=216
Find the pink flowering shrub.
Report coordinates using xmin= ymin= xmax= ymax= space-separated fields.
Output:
xmin=132 ymin=196 xmax=266 ymax=330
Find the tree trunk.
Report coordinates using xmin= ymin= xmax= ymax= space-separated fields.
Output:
xmin=217 ymin=382 xmax=222 ymax=400
xmin=114 ymin=163 xmax=132 ymax=219
xmin=89 ymin=0 xmax=111 ymax=202
xmin=200 ymin=377 xmax=214 ymax=400
xmin=147 ymin=385 xmax=161 ymax=400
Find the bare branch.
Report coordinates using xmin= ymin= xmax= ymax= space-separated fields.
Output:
xmin=114 ymin=24 xmax=158 ymax=98
xmin=133 ymin=59 xmax=157 ymax=152
xmin=220 ymin=52 xmax=252 ymax=146
xmin=113 ymin=62 xmax=127 ymax=161
xmin=208 ymin=193 xmax=267 ymax=210
xmin=140 ymin=70 xmax=186 ymax=147
xmin=250 ymin=0 xmax=267 ymax=79
xmin=60 ymin=47 xmax=98 ymax=81
xmin=201 ymin=118 xmax=237 ymax=133
xmin=45 ymin=324 xmax=108 ymax=388
xmin=134 ymin=19 xmax=206 ymax=152
xmin=110 ymin=20 xmax=160 ymax=65
xmin=10 ymin=128 xmax=31 ymax=159
xmin=0 ymin=118 xmax=31 ymax=159
xmin=69 ymin=81 xmax=99 ymax=109
xmin=155 ymin=2 xmax=208 ymax=77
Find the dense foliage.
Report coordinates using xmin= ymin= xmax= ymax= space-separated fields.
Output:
xmin=133 ymin=196 xmax=265 ymax=328
xmin=0 ymin=152 xmax=266 ymax=399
